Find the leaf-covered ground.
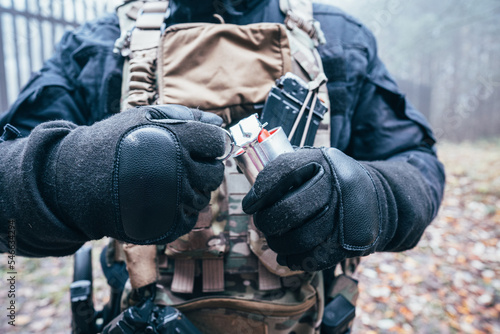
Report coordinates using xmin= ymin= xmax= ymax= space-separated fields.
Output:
xmin=1 ymin=140 xmax=499 ymax=333
xmin=352 ymin=140 xmax=500 ymax=333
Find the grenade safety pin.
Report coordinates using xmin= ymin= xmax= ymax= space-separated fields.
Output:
xmin=219 ymin=114 xmax=294 ymax=184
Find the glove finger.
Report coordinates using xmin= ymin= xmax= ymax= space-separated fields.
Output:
xmin=180 ymin=177 xmax=212 ymax=213
xmin=148 ymin=105 xmax=223 ymax=126
xmin=180 ymin=154 xmax=224 ymax=214
xmin=177 ymin=122 xmax=227 ymax=160
xmin=243 ymin=148 xmax=326 ymax=214
xmin=265 ymin=205 xmax=333 ymax=256
xmin=191 ymin=108 xmax=224 ymax=126
xmin=147 ymin=105 xmax=227 ymax=159
xmin=186 ymin=158 xmax=225 ymax=193
xmin=252 ymin=164 xmax=332 ymax=236
xmin=276 ymin=236 xmax=344 ymax=272
xmin=172 ymin=202 xmax=200 ymax=238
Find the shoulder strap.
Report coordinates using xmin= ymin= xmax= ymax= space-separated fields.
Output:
xmin=279 ymin=0 xmax=326 ymax=45
xmin=279 ymin=0 xmax=314 ymax=22
xmin=278 ymin=0 xmax=330 ymax=148
xmin=114 ymin=1 xmax=169 ymax=109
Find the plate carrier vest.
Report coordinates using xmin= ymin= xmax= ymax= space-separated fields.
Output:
xmin=107 ymin=1 xmax=359 ymax=332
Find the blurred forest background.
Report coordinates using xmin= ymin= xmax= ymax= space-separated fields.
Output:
xmin=0 ymin=0 xmax=499 ymax=333
xmin=1 ymin=0 xmax=499 ymax=143
xmin=333 ymin=0 xmax=500 ymax=142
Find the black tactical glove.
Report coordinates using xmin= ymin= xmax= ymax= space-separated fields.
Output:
xmin=0 ymin=105 xmax=226 ymax=256
xmin=242 ymin=147 xmax=435 ymax=271
xmin=57 ymin=105 xmax=226 ymax=243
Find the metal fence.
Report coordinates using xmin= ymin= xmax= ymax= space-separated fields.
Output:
xmin=1 ymin=1 xmax=434 ymax=122
xmin=0 ymin=0 xmax=114 ymax=112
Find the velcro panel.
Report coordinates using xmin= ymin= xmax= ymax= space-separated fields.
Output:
xmin=158 ymin=23 xmax=292 ymax=113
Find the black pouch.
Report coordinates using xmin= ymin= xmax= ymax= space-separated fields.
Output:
xmin=321 ymin=294 xmax=355 ymax=334
xmin=321 ymin=273 xmax=359 ymax=334
xmin=260 ymin=73 xmax=328 ymax=147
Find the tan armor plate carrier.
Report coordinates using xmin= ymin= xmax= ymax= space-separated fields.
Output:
xmin=110 ymin=1 xmax=358 ymax=333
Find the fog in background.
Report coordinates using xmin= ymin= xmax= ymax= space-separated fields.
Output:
xmin=0 ymin=0 xmax=112 ymax=109
xmin=1 ymin=0 xmax=499 ymax=141
xmin=331 ymin=0 xmax=500 ymax=142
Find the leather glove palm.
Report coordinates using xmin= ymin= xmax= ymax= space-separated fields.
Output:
xmin=243 ymin=147 xmax=434 ymax=271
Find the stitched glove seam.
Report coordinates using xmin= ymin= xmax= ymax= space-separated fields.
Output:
xmin=321 ymin=147 xmax=344 ymax=247
xmin=272 ymin=162 xmax=325 ymax=213
xmin=348 ymin=161 xmax=383 ymax=252
xmin=322 ymin=148 xmax=382 ymax=252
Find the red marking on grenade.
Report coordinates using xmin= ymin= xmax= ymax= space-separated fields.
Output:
xmin=258 ymin=129 xmax=271 ymax=143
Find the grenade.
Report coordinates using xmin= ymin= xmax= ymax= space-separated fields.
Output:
xmin=228 ymin=114 xmax=294 ymax=184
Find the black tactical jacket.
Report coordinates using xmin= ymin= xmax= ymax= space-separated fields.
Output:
xmin=0 ymin=1 xmax=445 ymax=256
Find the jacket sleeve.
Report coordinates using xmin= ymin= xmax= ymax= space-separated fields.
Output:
xmin=316 ymin=5 xmax=445 ymax=254
xmin=0 ymin=14 xmax=122 ymax=256
xmin=346 ymin=22 xmax=445 ymax=252
xmin=0 ymin=14 xmax=122 ymax=136
xmin=0 ymin=121 xmax=89 ymax=257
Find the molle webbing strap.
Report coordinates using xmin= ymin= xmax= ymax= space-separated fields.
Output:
xmin=135 ymin=2 xmax=169 ymax=29
xmin=122 ymin=1 xmax=169 ymax=109
xmin=171 ymin=258 xmax=196 ymax=294
xmin=198 ymin=206 xmax=225 ymax=292
xmin=226 ymin=161 xmax=285 ymax=287
xmin=279 ymin=0 xmax=313 ymax=22
xmin=169 ymin=204 xmax=225 ymax=293
xmin=293 ymin=47 xmax=320 ymax=80
xmin=279 ymin=0 xmax=326 ymax=46
xmin=202 ymin=258 xmax=225 ymax=293
xmin=285 ymin=10 xmax=318 ymax=43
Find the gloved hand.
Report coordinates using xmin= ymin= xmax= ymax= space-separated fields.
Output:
xmin=242 ymin=147 xmax=434 ymax=271
xmin=45 ymin=105 xmax=226 ymax=244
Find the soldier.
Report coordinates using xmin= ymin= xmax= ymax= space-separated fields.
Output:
xmin=0 ymin=0 xmax=445 ymax=333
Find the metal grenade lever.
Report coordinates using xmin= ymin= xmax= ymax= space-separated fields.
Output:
xmin=227 ymin=114 xmax=294 ymax=184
